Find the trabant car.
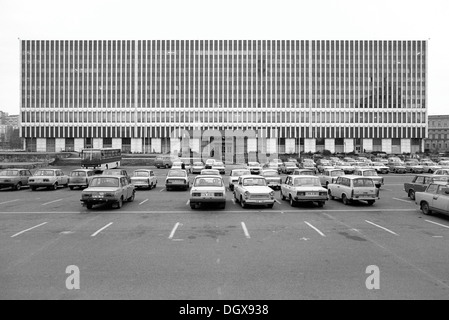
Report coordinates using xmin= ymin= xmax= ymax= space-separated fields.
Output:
xmin=165 ymin=169 xmax=189 ymax=191
xmin=434 ymin=169 xmax=449 ymax=175
xmin=200 ymin=169 xmax=220 ymax=176
xmin=415 ymin=182 xmax=449 ymax=216
xmin=438 ymin=161 xmax=449 ymax=169
xmin=229 ymin=169 xmax=251 ymax=191
xmin=81 ymin=175 xmax=135 ymax=209
xmin=280 ymin=175 xmax=328 ymax=207
xmin=0 ymin=168 xmax=33 ymax=191
xmin=281 ymin=162 xmax=298 ymax=174
xmin=327 ymin=176 xmax=379 ymax=206
xmin=404 ymin=174 xmax=449 ymax=200
xmin=29 ymin=169 xmax=69 ymax=191
xmin=191 ymin=162 xmax=205 ymax=174
xmin=189 ymin=175 xmax=226 ymax=209
xmin=130 ymin=169 xmax=157 ymax=189
xmin=212 ymin=161 xmax=226 ymax=175
xmin=68 ymin=169 xmax=96 ymax=190
xmin=319 ymin=168 xmax=345 ymax=188
xmin=204 ymin=159 xmax=216 ymax=169
xmin=233 ymin=175 xmax=275 ymax=208
xmin=369 ymin=162 xmax=390 ymax=174
xmin=103 ymin=169 xmax=131 ymax=183
xmin=419 ymin=161 xmax=441 ymax=173
xmin=247 ymin=162 xmax=263 ymax=175
xmin=261 ymin=169 xmax=282 ymax=190
xmin=292 ymin=169 xmax=316 ymax=176
xmin=387 ymin=162 xmax=407 ymax=174
xmin=352 ymin=168 xmax=384 ymax=189
xmin=334 ymin=161 xmax=355 ymax=174
xmin=404 ymin=161 xmax=424 ymax=174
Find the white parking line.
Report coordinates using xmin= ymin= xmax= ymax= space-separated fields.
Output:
xmin=365 ymin=220 xmax=399 ymax=236
xmin=11 ymin=222 xmax=48 ymax=238
xmin=393 ymin=198 xmax=413 ymax=204
xmin=304 ymin=221 xmax=326 ymax=237
xmin=159 ymin=188 xmax=165 ymax=192
xmin=241 ymin=222 xmax=251 ymax=239
xmin=275 ymin=199 xmax=281 ymax=205
xmin=139 ymin=199 xmax=149 ymax=205
xmin=425 ymin=220 xmax=449 ymax=230
xmin=186 ymin=200 xmax=190 ymax=206
xmin=0 ymin=199 xmax=19 ymax=205
xmin=42 ymin=199 xmax=63 ymax=206
xmin=91 ymin=222 xmax=113 ymax=237
xmin=169 ymin=222 xmax=181 ymax=239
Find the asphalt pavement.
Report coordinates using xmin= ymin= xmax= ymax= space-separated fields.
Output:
xmin=1 ymin=166 xmax=449 ymax=300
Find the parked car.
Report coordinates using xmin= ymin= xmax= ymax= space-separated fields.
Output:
xmin=327 ymin=176 xmax=379 ymax=206
xmin=420 ymin=161 xmax=441 ymax=173
xmin=68 ymin=169 xmax=96 ymax=190
xmin=434 ymin=169 xmax=449 ymax=175
xmin=319 ymin=168 xmax=345 ymax=188
xmin=229 ymin=169 xmax=251 ymax=191
xmin=200 ymin=169 xmax=221 ymax=176
xmin=165 ymin=169 xmax=189 ymax=191
xmin=316 ymin=159 xmax=333 ymax=173
xmin=247 ymin=162 xmax=263 ymax=175
xmin=387 ymin=162 xmax=407 ymax=174
xmin=103 ymin=169 xmax=131 ymax=183
xmin=415 ymin=182 xmax=449 ymax=216
xmin=189 ymin=175 xmax=226 ymax=209
xmin=438 ymin=161 xmax=449 ymax=169
xmin=334 ymin=161 xmax=355 ymax=174
xmin=154 ymin=156 xmax=176 ymax=169
xmin=292 ymin=169 xmax=316 ymax=176
xmin=80 ymin=175 xmax=135 ymax=209
xmin=264 ymin=161 xmax=282 ymax=173
xmin=300 ymin=159 xmax=316 ymax=171
xmin=261 ymin=169 xmax=282 ymax=190
xmin=205 ymin=159 xmax=216 ymax=169
xmin=233 ymin=175 xmax=275 ymax=208
xmin=212 ymin=161 xmax=226 ymax=175
xmin=352 ymin=168 xmax=384 ymax=189
xmin=130 ymin=169 xmax=157 ymax=189
xmin=404 ymin=174 xmax=449 ymax=200
xmin=369 ymin=162 xmax=390 ymax=174
xmin=281 ymin=162 xmax=298 ymax=174
xmin=191 ymin=162 xmax=205 ymax=174
xmin=0 ymin=168 xmax=33 ymax=191
xmin=29 ymin=169 xmax=69 ymax=191
xmin=280 ymin=175 xmax=328 ymax=207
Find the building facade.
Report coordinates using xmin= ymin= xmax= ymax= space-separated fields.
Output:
xmin=425 ymin=115 xmax=449 ymax=153
xmin=20 ymin=40 xmax=427 ymax=155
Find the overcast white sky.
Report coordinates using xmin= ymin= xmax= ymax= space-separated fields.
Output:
xmin=0 ymin=0 xmax=448 ymax=115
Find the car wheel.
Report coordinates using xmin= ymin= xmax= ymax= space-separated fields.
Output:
xmin=317 ymin=201 xmax=325 ymax=207
xmin=15 ymin=182 xmax=22 ymax=191
xmin=128 ymin=191 xmax=135 ymax=202
xmin=234 ymin=192 xmax=239 ymax=203
xmin=31 ymin=186 xmax=37 ymax=191
xmin=421 ymin=202 xmax=432 ymax=215
xmin=53 ymin=183 xmax=58 ymax=190
xmin=342 ymin=194 xmax=350 ymax=205
xmin=165 ymin=164 xmax=170 ymax=169
xmin=325 ymin=181 xmax=329 ymax=189
xmin=240 ymin=197 xmax=246 ymax=208
xmin=266 ymin=203 xmax=274 ymax=209
xmin=328 ymin=189 xmax=334 ymax=200
xmin=190 ymin=203 xmax=197 ymax=209
xmin=219 ymin=203 xmax=226 ymax=210
xmin=86 ymin=204 xmax=93 ymax=210
xmin=116 ymin=197 xmax=123 ymax=209
xmin=281 ymin=190 xmax=286 ymax=201
xmin=408 ymin=190 xmax=415 ymax=200
xmin=69 ymin=186 xmax=74 ymax=190
xmin=289 ymin=196 xmax=296 ymax=207
xmin=367 ymin=200 xmax=375 ymax=206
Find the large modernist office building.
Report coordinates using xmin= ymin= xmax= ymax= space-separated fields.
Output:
xmin=20 ymin=40 xmax=427 ymax=155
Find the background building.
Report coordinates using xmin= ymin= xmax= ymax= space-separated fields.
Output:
xmin=425 ymin=115 xmax=449 ymax=153
xmin=20 ymin=40 xmax=427 ymax=156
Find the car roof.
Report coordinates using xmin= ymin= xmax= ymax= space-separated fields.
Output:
xmin=336 ymin=175 xmax=374 ymax=179
xmin=194 ymin=175 xmax=223 ymax=179
xmin=240 ymin=175 xmax=264 ymax=179
xmin=92 ymin=175 xmax=122 ymax=179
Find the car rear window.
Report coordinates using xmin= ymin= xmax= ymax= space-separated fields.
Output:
xmin=34 ymin=170 xmax=56 ymax=176
xmin=353 ymin=178 xmax=374 ymax=187
xmin=71 ymin=171 xmax=87 ymax=177
xmin=134 ymin=171 xmax=149 ymax=177
xmin=194 ymin=177 xmax=223 ymax=187
xmin=243 ymin=178 xmax=266 ymax=186
xmin=232 ymin=170 xmax=250 ymax=176
xmin=168 ymin=170 xmax=186 ymax=177
xmin=90 ymin=177 xmax=119 ymax=187
xmin=0 ymin=170 xmax=19 ymax=176
xmin=293 ymin=177 xmax=321 ymax=187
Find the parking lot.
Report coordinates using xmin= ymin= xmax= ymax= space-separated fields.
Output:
xmin=1 ymin=166 xmax=449 ymax=299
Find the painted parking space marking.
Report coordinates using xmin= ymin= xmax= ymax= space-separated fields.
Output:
xmin=139 ymin=199 xmax=149 ymax=205
xmin=186 ymin=200 xmax=190 ymax=206
xmin=241 ymin=222 xmax=250 ymax=239
xmin=365 ymin=220 xmax=399 ymax=236
xmin=169 ymin=222 xmax=181 ymax=239
xmin=393 ymin=198 xmax=413 ymax=204
xmin=42 ymin=199 xmax=63 ymax=206
xmin=425 ymin=220 xmax=449 ymax=230
xmin=91 ymin=222 xmax=113 ymax=237
xmin=275 ymin=199 xmax=281 ymax=205
xmin=159 ymin=188 xmax=165 ymax=192
xmin=0 ymin=199 xmax=20 ymax=205
xmin=11 ymin=222 xmax=48 ymax=238
xmin=304 ymin=221 xmax=326 ymax=237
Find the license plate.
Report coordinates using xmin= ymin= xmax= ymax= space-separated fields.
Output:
xmin=306 ymin=192 xmax=318 ymax=196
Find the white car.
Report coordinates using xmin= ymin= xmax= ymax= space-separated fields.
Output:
xmin=369 ymin=162 xmax=390 ymax=174
xmin=131 ymin=169 xmax=157 ymax=189
xmin=29 ymin=169 xmax=69 ymax=191
xmin=334 ymin=161 xmax=355 ymax=174
xmin=189 ymin=175 xmax=226 ymax=209
xmin=165 ymin=169 xmax=189 ymax=191
xmin=415 ymin=182 xmax=449 ymax=216
xmin=280 ymin=175 xmax=328 ymax=207
xmin=434 ymin=169 xmax=449 ymax=175
xmin=68 ymin=169 xmax=96 ymax=190
xmin=261 ymin=169 xmax=282 ymax=190
xmin=233 ymin=175 xmax=275 ymax=208
xmin=247 ymin=162 xmax=263 ymax=175
xmin=420 ymin=161 xmax=441 ymax=173
xmin=352 ymin=168 xmax=384 ymax=189
xmin=229 ymin=169 xmax=251 ymax=191
xmin=212 ymin=161 xmax=226 ymax=174
xmin=327 ymin=175 xmax=379 ymax=206
xmin=171 ymin=161 xmax=191 ymax=173
xmin=438 ymin=161 xmax=449 ymax=169
xmin=319 ymin=168 xmax=345 ymax=188
xmin=191 ymin=162 xmax=205 ymax=174
xmin=200 ymin=169 xmax=220 ymax=176
xmin=205 ymin=159 xmax=216 ymax=169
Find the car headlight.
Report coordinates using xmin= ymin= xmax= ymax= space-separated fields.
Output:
xmin=244 ymin=191 xmax=250 ymax=198
xmin=269 ymin=191 xmax=275 ymax=197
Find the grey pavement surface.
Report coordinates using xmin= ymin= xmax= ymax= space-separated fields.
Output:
xmin=1 ymin=166 xmax=449 ymax=300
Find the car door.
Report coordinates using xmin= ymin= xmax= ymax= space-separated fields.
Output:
xmin=121 ymin=177 xmax=130 ymax=199
xmin=281 ymin=176 xmax=290 ymax=196
xmin=235 ymin=177 xmax=243 ymax=198
xmin=432 ymin=185 xmax=449 ymax=213
xmin=334 ymin=177 xmax=345 ymax=198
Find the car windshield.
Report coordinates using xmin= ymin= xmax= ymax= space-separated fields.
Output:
xmin=439 ymin=161 xmax=449 ymax=165
xmin=172 ymin=162 xmax=183 ymax=166
xmin=248 ymin=162 xmax=260 ymax=166
xmin=202 ymin=170 xmax=219 ymax=175
xmin=295 ymin=171 xmax=314 ymax=175
xmin=168 ymin=170 xmax=186 ymax=177
xmin=373 ymin=162 xmax=384 ymax=166
xmin=71 ymin=171 xmax=87 ymax=177
xmin=362 ymin=170 xmax=378 ymax=176
xmin=232 ymin=170 xmax=250 ymax=176
xmin=293 ymin=177 xmax=321 ymax=187
xmin=134 ymin=171 xmax=149 ymax=177
xmin=433 ymin=176 xmax=449 ymax=182
xmin=214 ymin=162 xmax=224 ymax=166
xmin=331 ymin=170 xmax=344 ymax=177
xmin=0 ymin=170 xmax=19 ymax=176
xmin=263 ymin=171 xmax=279 ymax=177
xmin=194 ymin=177 xmax=223 ymax=187
xmin=243 ymin=178 xmax=266 ymax=186
xmin=193 ymin=162 xmax=203 ymax=166
xmin=34 ymin=170 xmax=56 ymax=176
xmin=353 ymin=178 xmax=375 ymax=187
xmin=90 ymin=177 xmax=119 ymax=187
xmin=103 ymin=170 xmax=123 ymax=176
